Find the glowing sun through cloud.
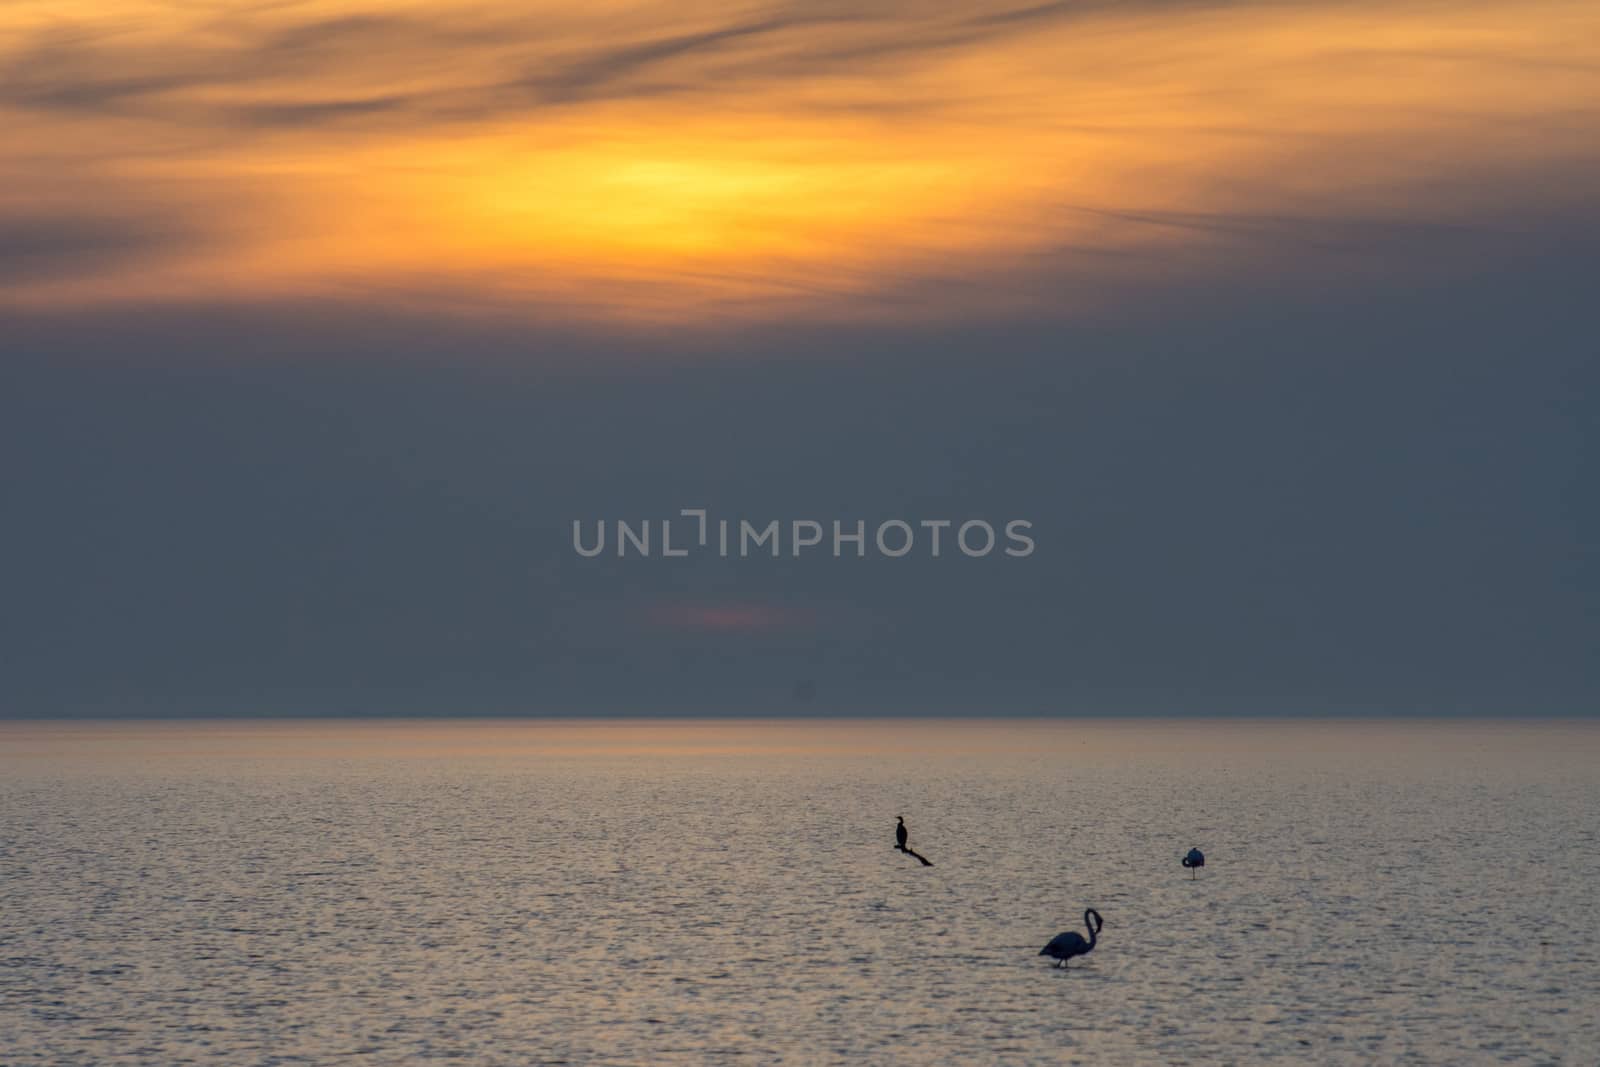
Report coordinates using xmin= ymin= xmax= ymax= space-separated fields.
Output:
xmin=1 ymin=0 xmax=1596 ymax=325
xmin=643 ymin=602 xmax=816 ymax=633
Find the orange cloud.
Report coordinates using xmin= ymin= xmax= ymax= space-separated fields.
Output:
xmin=1 ymin=0 xmax=1596 ymax=325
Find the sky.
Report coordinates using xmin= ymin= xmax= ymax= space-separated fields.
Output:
xmin=2 ymin=0 xmax=1596 ymax=717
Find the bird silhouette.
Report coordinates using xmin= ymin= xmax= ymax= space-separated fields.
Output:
xmin=893 ymin=815 xmax=932 ymax=865
xmin=1040 ymin=909 xmax=1103 ymax=968
xmin=1182 ymin=847 xmax=1206 ymax=879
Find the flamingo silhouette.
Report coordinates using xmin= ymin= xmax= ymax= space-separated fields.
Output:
xmin=1039 ymin=909 xmax=1103 ymax=968
xmin=1182 ymin=847 xmax=1205 ymax=879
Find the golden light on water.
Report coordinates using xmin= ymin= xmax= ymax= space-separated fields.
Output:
xmin=4 ymin=718 xmax=1595 ymax=767
xmin=2 ymin=0 xmax=1596 ymax=323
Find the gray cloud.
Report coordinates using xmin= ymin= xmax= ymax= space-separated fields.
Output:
xmin=0 ymin=0 xmax=1429 ymax=130
xmin=232 ymin=93 xmax=417 ymax=127
xmin=515 ymin=15 xmax=821 ymax=104
xmin=0 ymin=213 xmax=197 ymax=285
xmin=2 ymin=233 xmax=1595 ymax=718
xmin=1070 ymin=207 xmax=1487 ymax=252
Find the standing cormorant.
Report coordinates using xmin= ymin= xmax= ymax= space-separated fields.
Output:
xmin=892 ymin=816 xmax=931 ymax=864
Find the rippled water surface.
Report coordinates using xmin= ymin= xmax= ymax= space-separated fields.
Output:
xmin=2 ymin=719 xmax=1598 ymax=1064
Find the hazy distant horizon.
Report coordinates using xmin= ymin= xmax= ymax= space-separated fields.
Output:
xmin=6 ymin=709 xmax=1600 ymax=722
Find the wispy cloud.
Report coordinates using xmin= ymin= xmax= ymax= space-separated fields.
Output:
xmin=1 ymin=0 xmax=1595 ymax=322
xmin=0 ymin=213 xmax=196 ymax=284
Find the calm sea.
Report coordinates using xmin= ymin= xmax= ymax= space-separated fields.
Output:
xmin=2 ymin=719 xmax=1597 ymax=1065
